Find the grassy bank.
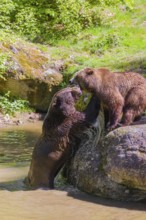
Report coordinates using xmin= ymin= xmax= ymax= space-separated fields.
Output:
xmin=48 ymin=0 xmax=146 ymax=79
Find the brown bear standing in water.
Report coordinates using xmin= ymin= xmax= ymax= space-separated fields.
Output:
xmin=69 ymin=68 xmax=146 ymax=130
xmin=26 ymin=86 xmax=101 ymax=189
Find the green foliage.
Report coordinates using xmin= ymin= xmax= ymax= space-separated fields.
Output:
xmin=0 ymin=0 xmax=15 ymax=29
xmin=123 ymin=0 xmax=134 ymax=9
xmin=85 ymin=31 xmax=121 ymax=54
xmin=0 ymin=91 xmax=31 ymax=115
xmin=51 ymin=0 xmax=92 ymax=36
xmin=0 ymin=53 xmax=9 ymax=80
xmin=0 ymin=0 xmax=134 ymax=41
xmin=12 ymin=0 xmax=94 ymax=40
xmin=13 ymin=7 xmax=40 ymax=40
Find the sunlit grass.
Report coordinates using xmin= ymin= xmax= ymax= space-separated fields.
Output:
xmin=47 ymin=0 xmax=146 ymax=81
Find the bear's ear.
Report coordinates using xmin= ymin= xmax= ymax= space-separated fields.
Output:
xmin=86 ymin=68 xmax=94 ymax=75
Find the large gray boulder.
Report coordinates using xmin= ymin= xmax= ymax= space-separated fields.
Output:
xmin=67 ymin=123 xmax=146 ymax=201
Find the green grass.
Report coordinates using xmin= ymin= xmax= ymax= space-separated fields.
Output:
xmin=46 ymin=0 xmax=146 ymax=82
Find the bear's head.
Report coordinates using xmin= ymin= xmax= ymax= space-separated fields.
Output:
xmin=50 ymin=86 xmax=82 ymax=117
xmin=69 ymin=68 xmax=109 ymax=93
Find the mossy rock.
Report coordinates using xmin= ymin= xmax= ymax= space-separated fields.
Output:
xmin=67 ymin=123 xmax=146 ymax=201
xmin=0 ymin=41 xmax=63 ymax=112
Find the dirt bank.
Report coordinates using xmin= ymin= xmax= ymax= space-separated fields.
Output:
xmin=0 ymin=112 xmax=45 ymax=127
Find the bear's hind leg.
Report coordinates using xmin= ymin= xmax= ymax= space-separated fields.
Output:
xmin=107 ymin=105 xmax=123 ymax=130
xmin=122 ymin=87 xmax=146 ymax=125
xmin=122 ymin=108 xmax=136 ymax=126
xmin=106 ymin=93 xmax=124 ymax=130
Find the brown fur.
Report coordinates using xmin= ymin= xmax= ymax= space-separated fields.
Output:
xmin=69 ymin=68 xmax=146 ymax=129
xmin=26 ymin=86 xmax=100 ymax=189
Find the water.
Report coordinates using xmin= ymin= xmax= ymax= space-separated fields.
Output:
xmin=0 ymin=126 xmax=39 ymax=164
xmin=0 ymin=122 xmax=146 ymax=220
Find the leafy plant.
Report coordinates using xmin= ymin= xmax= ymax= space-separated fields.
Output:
xmin=123 ymin=0 xmax=134 ymax=9
xmin=88 ymin=32 xmax=121 ymax=54
xmin=0 ymin=91 xmax=32 ymax=115
xmin=0 ymin=0 xmax=15 ymax=29
xmin=0 ymin=53 xmax=9 ymax=80
xmin=13 ymin=7 xmax=40 ymax=40
xmin=0 ymin=0 xmax=134 ymax=41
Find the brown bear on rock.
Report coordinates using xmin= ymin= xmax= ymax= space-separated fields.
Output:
xmin=26 ymin=86 xmax=101 ymax=189
xmin=69 ymin=68 xmax=146 ymax=130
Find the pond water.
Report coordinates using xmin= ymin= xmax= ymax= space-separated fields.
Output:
xmin=0 ymin=122 xmax=146 ymax=220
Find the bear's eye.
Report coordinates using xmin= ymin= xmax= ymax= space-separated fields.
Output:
xmin=56 ymin=99 xmax=61 ymax=106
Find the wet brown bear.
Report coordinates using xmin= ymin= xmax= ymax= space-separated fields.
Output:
xmin=26 ymin=86 xmax=100 ymax=189
xmin=69 ymin=68 xmax=146 ymax=130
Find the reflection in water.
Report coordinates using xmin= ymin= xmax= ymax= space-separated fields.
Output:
xmin=0 ymin=122 xmax=146 ymax=220
xmin=0 ymin=122 xmax=41 ymax=164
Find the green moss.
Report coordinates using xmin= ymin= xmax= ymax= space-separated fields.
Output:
xmin=0 ymin=51 xmax=11 ymax=80
xmin=76 ymin=92 xmax=92 ymax=111
xmin=0 ymin=37 xmax=50 ymax=80
xmin=14 ymin=46 xmax=48 ymax=79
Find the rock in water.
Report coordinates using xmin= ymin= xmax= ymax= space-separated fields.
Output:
xmin=67 ymin=124 xmax=146 ymax=201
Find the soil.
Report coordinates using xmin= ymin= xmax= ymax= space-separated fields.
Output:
xmin=0 ymin=112 xmax=46 ymax=127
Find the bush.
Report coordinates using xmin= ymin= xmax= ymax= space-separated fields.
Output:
xmin=13 ymin=7 xmax=40 ymax=40
xmin=88 ymin=32 xmax=121 ymax=54
xmin=0 ymin=0 xmax=134 ymax=41
xmin=0 ymin=0 xmax=15 ymax=29
xmin=0 ymin=91 xmax=31 ymax=115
